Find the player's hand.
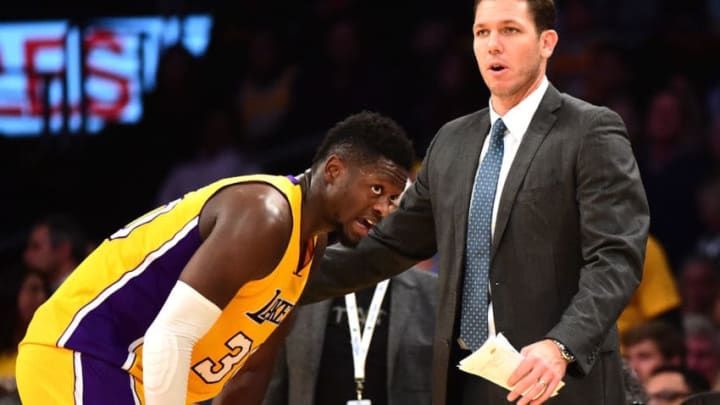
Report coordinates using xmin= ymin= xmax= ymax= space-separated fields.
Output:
xmin=506 ymin=339 xmax=567 ymax=404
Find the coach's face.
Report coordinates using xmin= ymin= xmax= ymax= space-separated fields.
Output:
xmin=472 ymin=0 xmax=557 ymax=111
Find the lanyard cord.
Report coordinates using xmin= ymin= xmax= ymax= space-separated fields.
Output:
xmin=344 ymin=279 xmax=390 ymax=399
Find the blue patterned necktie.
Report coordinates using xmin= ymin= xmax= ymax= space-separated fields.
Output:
xmin=460 ymin=118 xmax=506 ymax=351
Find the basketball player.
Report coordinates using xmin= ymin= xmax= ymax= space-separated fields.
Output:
xmin=16 ymin=111 xmax=415 ymax=405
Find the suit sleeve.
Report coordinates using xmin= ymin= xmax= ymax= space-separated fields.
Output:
xmin=300 ymin=136 xmax=440 ymax=304
xmin=546 ymin=107 xmax=649 ymax=374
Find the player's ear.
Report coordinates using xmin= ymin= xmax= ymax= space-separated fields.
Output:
xmin=323 ymin=154 xmax=346 ymax=184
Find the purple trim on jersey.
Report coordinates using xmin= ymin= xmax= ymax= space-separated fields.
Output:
xmin=64 ymin=225 xmax=202 ymax=368
xmin=286 ymin=175 xmax=299 ymax=185
xmin=80 ymin=353 xmax=138 ymax=404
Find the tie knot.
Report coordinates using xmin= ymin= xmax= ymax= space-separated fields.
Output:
xmin=491 ymin=118 xmax=506 ymax=142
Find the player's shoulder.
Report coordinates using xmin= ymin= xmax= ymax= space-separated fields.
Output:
xmin=203 ymin=181 xmax=294 ymax=238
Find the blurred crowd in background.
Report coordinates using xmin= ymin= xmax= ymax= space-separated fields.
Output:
xmin=2 ymin=0 xmax=720 ymax=403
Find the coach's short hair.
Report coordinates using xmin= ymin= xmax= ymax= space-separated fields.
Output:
xmin=474 ymin=0 xmax=556 ymax=33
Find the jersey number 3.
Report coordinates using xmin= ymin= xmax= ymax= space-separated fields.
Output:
xmin=191 ymin=331 xmax=254 ymax=383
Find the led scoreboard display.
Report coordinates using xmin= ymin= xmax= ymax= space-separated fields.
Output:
xmin=0 ymin=15 xmax=212 ymax=136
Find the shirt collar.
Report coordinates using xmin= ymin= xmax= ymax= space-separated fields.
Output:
xmin=489 ymin=76 xmax=549 ymax=142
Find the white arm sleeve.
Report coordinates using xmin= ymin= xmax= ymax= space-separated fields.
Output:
xmin=143 ymin=280 xmax=222 ymax=405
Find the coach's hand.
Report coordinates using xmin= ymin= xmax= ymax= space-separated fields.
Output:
xmin=506 ymin=339 xmax=567 ymax=405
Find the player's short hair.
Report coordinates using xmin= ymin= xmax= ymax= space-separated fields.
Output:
xmin=312 ymin=111 xmax=415 ymax=171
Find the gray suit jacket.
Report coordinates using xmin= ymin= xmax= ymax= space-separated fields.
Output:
xmin=264 ymin=268 xmax=438 ymax=405
xmin=302 ymin=85 xmax=650 ymax=405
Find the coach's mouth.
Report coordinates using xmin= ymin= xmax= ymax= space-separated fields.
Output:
xmin=487 ymin=62 xmax=508 ymax=74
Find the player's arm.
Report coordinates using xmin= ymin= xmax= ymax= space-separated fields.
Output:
xmin=212 ymin=311 xmax=296 ymax=405
xmin=142 ymin=184 xmax=293 ymax=405
xmin=211 ymin=235 xmax=328 ymax=403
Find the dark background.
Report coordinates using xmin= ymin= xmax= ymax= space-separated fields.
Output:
xmin=1 ymin=0 xmax=720 ymax=272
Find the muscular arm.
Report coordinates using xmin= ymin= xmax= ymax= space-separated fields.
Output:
xmin=212 ymin=236 xmax=328 ymax=404
xmin=212 ymin=312 xmax=295 ymax=405
xmin=143 ymin=184 xmax=293 ymax=405
xmin=182 ymin=184 xmax=293 ymax=307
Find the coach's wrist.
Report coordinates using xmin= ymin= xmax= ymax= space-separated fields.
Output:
xmin=550 ymin=339 xmax=575 ymax=363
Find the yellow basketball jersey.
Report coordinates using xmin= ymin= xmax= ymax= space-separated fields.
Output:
xmin=21 ymin=174 xmax=314 ymax=402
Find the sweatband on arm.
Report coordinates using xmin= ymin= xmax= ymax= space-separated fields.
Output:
xmin=143 ymin=280 xmax=222 ymax=405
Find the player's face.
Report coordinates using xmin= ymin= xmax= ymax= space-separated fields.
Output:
xmin=333 ymin=158 xmax=408 ymax=246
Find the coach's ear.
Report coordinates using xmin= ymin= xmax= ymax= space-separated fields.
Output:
xmin=540 ymin=29 xmax=558 ymax=59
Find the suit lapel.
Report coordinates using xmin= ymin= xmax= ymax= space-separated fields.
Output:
xmin=491 ymin=86 xmax=562 ymax=260
xmin=387 ymin=276 xmax=415 ymax=388
xmin=286 ymin=301 xmax=331 ymax=405
xmin=454 ymin=114 xmax=492 ymax=263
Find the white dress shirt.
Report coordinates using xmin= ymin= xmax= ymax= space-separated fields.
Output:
xmin=470 ymin=76 xmax=550 ymax=337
